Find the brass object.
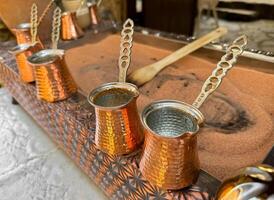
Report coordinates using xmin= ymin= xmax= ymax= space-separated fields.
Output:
xmin=139 ymin=35 xmax=248 ymax=190
xmin=27 ymin=49 xmax=77 ymax=102
xmin=118 ymin=18 xmax=134 ymax=82
xmin=193 ymin=35 xmax=248 ymax=109
xmin=87 ymin=2 xmax=100 ymax=26
xmin=9 ymin=42 xmax=42 ymax=83
xmin=88 ymin=82 xmax=144 ymax=155
xmin=216 ymin=164 xmax=274 ymax=200
xmin=88 ymin=19 xmax=143 ymax=155
xmin=140 ymin=100 xmax=203 ymax=190
xmin=30 ymin=3 xmax=38 ymax=44
xmin=61 ymin=12 xmax=84 ymax=40
xmin=51 ymin=7 xmax=62 ymax=49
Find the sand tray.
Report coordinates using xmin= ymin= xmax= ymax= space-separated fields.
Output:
xmin=1 ymin=26 xmax=274 ymax=199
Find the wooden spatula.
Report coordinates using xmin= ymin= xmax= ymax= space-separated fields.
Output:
xmin=127 ymin=27 xmax=228 ymax=87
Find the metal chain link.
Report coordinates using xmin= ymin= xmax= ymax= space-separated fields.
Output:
xmin=31 ymin=3 xmax=38 ymax=44
xmin=51 ymin=7 xmax=62 ymax=49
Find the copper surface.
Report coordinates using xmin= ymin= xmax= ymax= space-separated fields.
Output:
xmin=139 ymin=35 xmax=247 ymax=190
xmin=12 ymin=23 xmax=44 ymax=48
xmin=88 ymin=3 xmax=100 ymax=26
xmin=9 ymin=42 xmax=42 ymax=83
xmin=88 ymin=82 xmax=144 ymax=155
xmin=3 ymin=29 xmax=267 ymax=199
xmin=140 ymin=100 xmax=203 ymax=190
xmin=62 ymin=31 xmax=274 ymax=183
xmin=61 ymin=12 xmax=84 ymax=41
xmin=27 ymin=49 xmax=77 ymax=102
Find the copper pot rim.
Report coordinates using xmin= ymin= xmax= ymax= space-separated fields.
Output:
xmin=88 ymin=82 xmax=139 ymax=110
xmin=9 ymin=42 xmax=38 ymax=55
xmin=27 ymin=49 xmax=65 ymax=66
xmin=12 ymin=23 xmax=31 ymax=31
xmin=62 ymin=11 xmax=77 ymax=16
xmin=141 ymin=100 xmax=205 ymax=139
xmin=87 ymin=2 xmax=97 ymax=8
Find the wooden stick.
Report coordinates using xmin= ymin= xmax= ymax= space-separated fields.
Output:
xmin=118 ymin=19 xmax=134 ymax=83
xmin=128 ymin=27 xmax=228 ymax=87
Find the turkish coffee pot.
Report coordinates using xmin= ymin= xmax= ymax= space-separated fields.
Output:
xmin=139 ymin=35 xmax=248 ymax=190
xmin=88 ymin=19 xmax=144 ymax=156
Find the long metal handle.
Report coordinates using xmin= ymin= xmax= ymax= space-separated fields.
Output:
xmin=30 ymin=3 xmax=38 ymax=44
xmin=118 ymin=19 xmax=134 ymax=82
xmin=192 ymin=35 xmax=248 ymax=109
xmin=51 ymin=7 xmax=62 ymax=49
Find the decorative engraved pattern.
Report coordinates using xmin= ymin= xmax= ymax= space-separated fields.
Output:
xmin=51 ymin=7 xmax=62 ymax=49
xmin=30 ymin=3 xmax=38 ymax=44
xmin=118 ymin=19 xmax=134 ymax=82
xmin=193 ymin=35 xmax=248 ymax=108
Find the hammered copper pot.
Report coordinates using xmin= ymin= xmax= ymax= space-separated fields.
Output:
xmin=9 ymin=42 xmax=42 ymax=83
xmin=12 ymin=23 xmax=44 ymax=48
xmin=139 ymin=100 xmax=204 ymax=190
xmin=27 ymin=49 xmax=77 ymax=102
xmin=61 ymin=12 xmax=84 ymax=41
xmin=88 ymin=82 xmax=144 ymax=156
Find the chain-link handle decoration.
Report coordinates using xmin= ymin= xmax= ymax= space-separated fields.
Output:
xmin=51 ymin=7 xmax=62 ymax=49
xmin=192 ymin=35 xmax=248 ymax=109
xmin=30 ymin=3 xmax=38 ymax=44
xmin=118 ymin=19 xmax=134 ymax=83
xmin=37 ymin=0 xmax=55 ymax=27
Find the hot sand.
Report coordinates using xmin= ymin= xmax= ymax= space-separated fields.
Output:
xmin=65 ymin=34 xmax=274 ymax=180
